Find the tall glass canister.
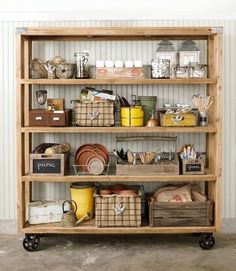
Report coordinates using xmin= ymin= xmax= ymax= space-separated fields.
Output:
xmin=74 ymin=50 xmax=90 ymax=78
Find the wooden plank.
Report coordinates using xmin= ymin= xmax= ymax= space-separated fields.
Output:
xmin=21 ymin=173 xmax=217 ymax=182
xmin=23 ymin=37 xmax=32 ymax=126
xmin=21 ymin=78 xmax=217 ymax=85
xmin=214 ymin=31 xmax=223 ymax=232
xmin=152 ymin=209 xmax=207 ymax=218
xmin=151 ymin=201 xmax=208 ymax=209
xmin=24 ymin=132 xmax=31 ymax=211
xmin=16 ymin=34 xmax=24 ymax=234
xmin=22 ymin=27 xmax=217 ymax=37
xmin=30 ymin=36 xmax=210 ymax=42
xmin=206 ymin=31 xmax=222 ymax=232
xmin=22 ymin=223 xmax=217 ymax=234
xmin=116 ymin=163 xmax=179 ymax=175
xmin=20 ymin=125 xmax=217 ymax=133
xmin=152 ymin=218 xmax=209 ymax=227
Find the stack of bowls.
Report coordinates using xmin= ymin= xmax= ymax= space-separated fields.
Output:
xmin=75 ymin=143 xmax=109 ymax=175
xmin=99 ymin=184 xmax=138 ymax=197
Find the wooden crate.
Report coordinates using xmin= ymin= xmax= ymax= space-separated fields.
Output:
xmin=149 ymin=200 xmax=213 ymax=227
xmin=30 ymin=153 xmax=69 ymax=176
xmin=116 ymin=159 xmax=179 ymax=175
xmin=96 ymin=67 xmax=144 ymax=79
xmin=181 ymin=158 xmax=205 ymax=175
xmin=116 ymin=136 xmax=179 ymax=175
xmin=95 ymin=190 xmax=142 ymax=227
xmin=160 ymin=112 xmax=197 ymax=127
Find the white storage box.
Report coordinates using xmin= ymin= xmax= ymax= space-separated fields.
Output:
xmin=27 ymin=200 xmax=64 ymax=225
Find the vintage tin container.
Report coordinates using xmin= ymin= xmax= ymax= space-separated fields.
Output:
xmin=121 ymin=106 xmax=144 ymax=126
xmin=27 ymin=200 xmax=64 ymax=225
xmin=160 ymin=112 xmax=197 ymax=127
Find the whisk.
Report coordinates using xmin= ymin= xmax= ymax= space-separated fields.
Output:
xmin=192 ymin=94 xmax=214 ymax=112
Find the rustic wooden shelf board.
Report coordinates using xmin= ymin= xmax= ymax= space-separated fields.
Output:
xmin=22 ymin=173 xmax=217 ymax=182
xmin=20 ymin=27 xmax=219 ymax=38
xmin=21 ymin=78 xmax=217 ymax=85
xmin=22 ymin=222 xmax=217 ymax=234
xmin=21 ymin=125 xmax=217 ymax=134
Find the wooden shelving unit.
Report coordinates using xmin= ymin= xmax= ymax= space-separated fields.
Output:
xmin=16 ymin=27 xmax=222 ymax=249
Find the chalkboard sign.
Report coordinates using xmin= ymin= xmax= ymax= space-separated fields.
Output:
xmin=186 ymin=163 xmax=202 ymax=172
xmin=30 ymin=154 xmax=66 ymax=175
xmin=182 ymin=158 xmax=204 ymax=175
xmin=33 ymin=159 xmax=61 ymax=174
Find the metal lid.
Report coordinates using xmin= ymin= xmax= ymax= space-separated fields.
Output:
xmin=74 ymin=50 xmax=90 ymax=56
xmin=156 ymin=40 xmax=176 ymax=52
xmin=70 ymin=182 xmax=93 ymax=189
xmin=179 ymin=39 xmax=199 ymax=51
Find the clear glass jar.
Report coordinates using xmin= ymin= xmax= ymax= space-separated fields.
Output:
xmin=151 ymin=59 xmax=170 ymax=79
xmin=164 ymin=103 xmax=174 ymax=114
xmin=74 ymin=50 xmax=90 ymax=78
xmin=188 ymin=62 xmax=207 ymax=78
xmin=174 ymin=65 xmax=189 ymax=78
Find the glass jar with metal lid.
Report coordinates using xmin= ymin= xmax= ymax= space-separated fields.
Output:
xmin=74 ymin=50 xmax=90 ymax=78
xmin=188 ymin=62 xmax=207 ymax=78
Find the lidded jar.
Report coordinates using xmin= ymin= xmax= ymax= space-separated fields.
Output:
xmin=74 ymin=50 xmax=90 ymax=78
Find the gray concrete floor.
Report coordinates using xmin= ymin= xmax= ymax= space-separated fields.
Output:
xmin=0 ymin=234 xmax=236 ymax=271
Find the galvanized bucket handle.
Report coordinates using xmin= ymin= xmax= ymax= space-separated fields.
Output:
xmin=116 ymin=136 xmax=177 ymax=152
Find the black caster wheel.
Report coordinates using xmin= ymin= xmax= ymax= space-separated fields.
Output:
xmin=23 ymin=234 xmax=40 ymax=252
xmin=199 ymin=233 xmax=215 ymax=250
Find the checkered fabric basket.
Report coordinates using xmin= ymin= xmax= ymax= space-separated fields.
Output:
xmin=94 ymin=190 xmax=142 ymax=227
xmin=74 ymin=101 xmax=114 ymax=127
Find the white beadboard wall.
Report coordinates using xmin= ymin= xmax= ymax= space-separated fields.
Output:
xmin=0 ymin=20 xmax=234 ymax=220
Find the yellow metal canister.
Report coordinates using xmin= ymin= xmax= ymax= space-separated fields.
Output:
xmin=121 ymin=106 xmax=144 ymax=126
xmin=70 ymin=183 xmax=94 ymax=219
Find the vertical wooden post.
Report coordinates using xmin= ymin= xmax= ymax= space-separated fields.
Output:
xmin=206 ymin=29 xmax=223 ymax=231
xmin=16 ymin=33 xmax=24 ymax=233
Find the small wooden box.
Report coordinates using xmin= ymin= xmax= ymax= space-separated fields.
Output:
xmin=29 ymin=109 xmax=72 ymax=127
xmin=181 ymin=158 xmax=205 ymax=175
xmin=30 ymin=153 xmax=69 ymax=175
xmin=160 ymin=112 xmax=197 ymax=127
xmin=149 ymin=200 xmax=213 ymax=227
xmin=94 ymin=189 xmax=142 ymax=227
xmin=96 ymin=67 xmax=144 ymax=79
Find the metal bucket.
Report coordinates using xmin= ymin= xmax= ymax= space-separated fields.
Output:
xmin=139 ymin=96 xmax=157 ymax=125
xmin=70 ymin=183 xmax=94 ymax=219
